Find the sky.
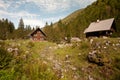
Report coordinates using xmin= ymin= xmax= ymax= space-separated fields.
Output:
xmin=0 ymin=0 xmax=96 ymax=28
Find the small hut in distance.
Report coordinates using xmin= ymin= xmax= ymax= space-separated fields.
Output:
xmin=84 ymin=18 xmax=116 ymax=38
xmin=30 ymin=28 xmax=46 ymax=41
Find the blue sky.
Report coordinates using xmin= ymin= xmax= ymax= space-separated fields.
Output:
xmin=0 ymin=0 xmax=96 ymax=28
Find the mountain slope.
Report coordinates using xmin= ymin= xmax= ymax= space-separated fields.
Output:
xmin=62 ymin=9 xmax=83 ymax=24
xmin=44 ymin=0 xmax=120 ymax=43
xmin=63 ymin=0 xmax=120 ymax=36
xmin=53 ymin=9 xmax=83 ymax=28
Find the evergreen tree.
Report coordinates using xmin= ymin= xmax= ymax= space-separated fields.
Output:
xmin=0 ymin=18 xmax=15 ymax=40
xmin=18 ymin=18 xmax=24 ymax=30
xmin=16 ymin=18 xmax=25 ymax=39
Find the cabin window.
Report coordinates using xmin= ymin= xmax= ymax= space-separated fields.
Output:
xmin=40 ymin=38 xmax=44 ymax=41
xmin=34 ymin=34 xmax=37 ymax=37
xmin=34 ymin=38 xmax=37 ymax=40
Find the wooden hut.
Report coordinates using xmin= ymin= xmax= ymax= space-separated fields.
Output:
xmin=84 ymin=18 xmax=116 ymax=38
xmin=30 ymin=28 xmax=46 ymax=41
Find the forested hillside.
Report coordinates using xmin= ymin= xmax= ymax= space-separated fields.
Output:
xmin=43 ymin=0 xmax=120 ymax=43
xmin=0 ymin=18 xmax=33 ymax=40
xmin=0 ymin=19 xmax=15 ymax=40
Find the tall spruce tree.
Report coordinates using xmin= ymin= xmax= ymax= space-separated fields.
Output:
xmin=17 ymin=18 xmax=25 ymax=39
xmin=18 ymin=18 xmax=24 ymax=30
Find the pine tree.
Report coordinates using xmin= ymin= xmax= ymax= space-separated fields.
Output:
xmin=0 ymin=18 xmax=15 ymax=39
xmin=18 ymin=18 xmax=24 ymax=30
xmin=17 ymin=18 xmax=25 ymax=39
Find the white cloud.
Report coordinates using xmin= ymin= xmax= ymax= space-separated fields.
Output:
xmin=0 ymin=9 xmax=40 ymax=19
xmin=0 ymin=0 xmax=97 ymax=14
xmin=24 ymin=19 xmax=45 ymax=27
xmin=74 ymin=0 xmax=96 ymax=7
xmin=0 ymin=0 xmax=10 ymax=10
xmin=25 ymin=0 xmax=70 ymax=12
xmin=43 ymin=16 xmax=65 ymax=23
xmin=24 ymin=15 xmax=65 ymax=28
xmin=0 ymin=0 xmax=97 ymax=28
xmin=25 ymin=0 xmax=96 ymax=12
xmin=12 ymin=11 xmax=40 ymax=18
xmin=0 ymin=9 xmax=42 ymax=27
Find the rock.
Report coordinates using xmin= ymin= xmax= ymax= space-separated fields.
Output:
xmin=43 ymin=61 xmax=47 ymax=65
xmin=116 ymin=43 xmax=120 ymax=47
xmin=88 ymin=52 xmax=96 ymax=62
xmin=96 ymin=42 xmax=101 ymax=47
xmin=114 ymin=48 xmax=117 ymax=50
xmin=98 ymin=46 xmax=101 ymax=49
xmin=64 ymin=69 xmax=67 ymax=73
xmin=53 ymin=62 xmax=61 ymax=70
xmin=23 ymin=54 xmax=27 ymax=60
xmin=64 ymin=60 xmax=71 ymax=64
xmin=61 ymin=73 xmax=64 ymax=78
xmin=7 ymin=47 xmax=19 ymax=56
xmin=78 ymin=53 xmax=82 ymax=56
xmin=54 ymin=46 xmax=58 ymax=50
xmin=73 ymin=75 xmax=78 ymax=80
xmin=54 ymin=69 xmax=62 ymax=79
xmin=40 ymin=53 xmax=45 ymax=58
xmin=14 ymin=48 xmax=18 ymax=51
xmin=7 ymin=48 xmax=13 ymax=52
xmin=65 ymin=43 xmax=73 ymax=47
xmin=105 ymin=41 xmax=111 ymax=46
xmin=112 ymin=44 xmax=115 ymax=46
xmin=71 ymin=37 xmax=81 ymax=42
xmin=90 ymin=39 xmax=94 ymax=44
xmin=58 ymin=44 xmax=64 ymax=48
xmin=81 ymin=67 xmax=85 ymax=71
xmin=25 ymin=51 xmax=29 ymax=53
xmin=103 ymin=46 xmax=107 ymax=49
xmin=17 ymin=43 xmax=21 ymax=46
xmin=65 ymin=55 xmax=70 ymax=60
xmin=14 ymin=48 xmax=19 ymax=56
xmin=49 ymin=46 xmax=52 ymax=49
xmin=103 ymin=36 xmax=108 ymax=39
xmin=88 ymin=75 xmax=94 ymax=80
xmin=88 ymin=50 xmax=105 ymax=66
xmin=47 ymin=56 xmax=53 ymax=61
xmin=119 ymin=40 xmax=120 ymax=43
xmin=71 ymin=67 xmax=77 ymax=71
xmin=89 ymin=50 xmax=97 ymax=55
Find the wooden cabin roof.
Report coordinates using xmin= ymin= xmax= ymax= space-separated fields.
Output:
xmin=30 ymin=28 xmax=46 ymax=37
xmin=84 ymin=18 xmax=115 ymax=33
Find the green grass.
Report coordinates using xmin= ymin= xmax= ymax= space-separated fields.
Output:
xmin=0 ymin=38 xmax=120 ymax=80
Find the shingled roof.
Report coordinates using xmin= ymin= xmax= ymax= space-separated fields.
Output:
xmin=84 ymin=18 xmax=115 ymax=33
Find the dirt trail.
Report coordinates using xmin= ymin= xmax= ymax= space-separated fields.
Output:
xmin=39 ymin=45 xmax=80 ymax=80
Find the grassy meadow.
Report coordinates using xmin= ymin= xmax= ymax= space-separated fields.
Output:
xmin=0 ymin=38 xmax=120 ymax=80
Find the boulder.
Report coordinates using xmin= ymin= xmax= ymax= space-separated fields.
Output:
xmin=87 ymin=51 xmax=105 ymax=66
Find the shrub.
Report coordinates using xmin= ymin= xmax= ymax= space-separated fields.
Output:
xmin=113 ymin=73 xmax=120 ymax=80
xmin=0 ymin=70 xmax=14 ymax=80
xmin=0 ymin=41 xmax=5 ymax=49
xmin=114 ymin=56 xmax=120 ymax=70
xmin=80 ymin=41 xmax=90 ymax=50
xmin=0 ymin=48 xmax=13 ymax=69
xmin=27 ymin=41 xmax=34 ymax=48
